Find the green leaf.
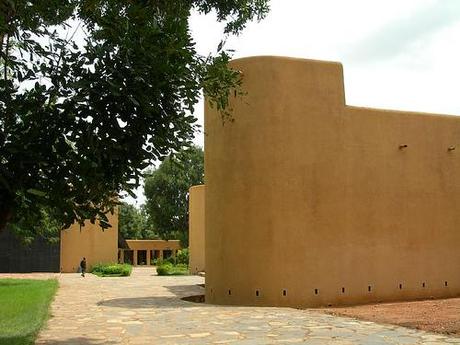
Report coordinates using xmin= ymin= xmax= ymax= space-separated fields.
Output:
xmin=26 ymin=189 xmax=47 ymax=197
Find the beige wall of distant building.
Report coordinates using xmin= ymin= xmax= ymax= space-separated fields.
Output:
xmin=189 ymin=185 xmax=205 ymax=274
xmin=60 ymin=210 xmax=118 ymax=273
xmin=205 ymin=56 xmax=460 ymax=308
xmin=120 ymin=240 xmax=181 ymax=266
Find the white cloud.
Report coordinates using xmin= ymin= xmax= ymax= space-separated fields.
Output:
xmin=189 ymin=0 xmax=460 ymax=141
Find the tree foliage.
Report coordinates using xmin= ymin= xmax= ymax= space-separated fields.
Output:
xmin=0 ymin=0 xmax=269 ymax=236
xmin=118 ymin=202 xmax=156 ymax=240
xmin=144 ymin=145 xmax=204 ymax=246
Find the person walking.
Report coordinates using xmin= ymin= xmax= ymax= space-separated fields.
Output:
xmin=80 ymin=257 xmax=87 ymax=277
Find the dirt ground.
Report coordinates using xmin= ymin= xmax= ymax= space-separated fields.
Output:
xmin=320 ymin=297 xmax=460 ymax=336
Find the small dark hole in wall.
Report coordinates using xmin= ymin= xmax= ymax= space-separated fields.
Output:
xmin=255 ymin=290 xmax=260 ymax=297
xmin=228 ymin=289 xmax=231 ymax=296
xmin=422 ymin=282 xmax=426 ymax=288
xmin=282 ymin=289 xmax=287 ymax=296
xmin=445 ymin=281 xmax=448 ymax=287
xmin=342 ymin=287 xmax=345 ymax=293
xmin=399 ymin=284 xmax=403 ymax=289
xmin=314 ymin=289 xmax=319 ymax=295
xmin=368 ymin=286 xmax=371 ymax=292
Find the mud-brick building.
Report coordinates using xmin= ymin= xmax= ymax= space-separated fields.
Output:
xmin=204 ymin=56 xmax=460 ymax=308
xmin=0 ymin=211 xmax=118 ymax=273
xmin=118 ymin=239 xmax=181 ymax=266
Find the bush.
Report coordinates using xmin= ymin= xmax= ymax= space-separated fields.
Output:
xmin=90 ymin=263 xmax=132 ymax=277
xmin=164 ymin=255 xmax=176 ymax=264
xmin=152 ymin=258 xmax=165 ymax=266
xmin=154 ymin=256 xmax=175 ymax=265
xmin=152 ymin=250 xmax=188 ymax=266
xmin=156 ymin=262 xmax=172 ymax=275
xmin=156 ymin=262 xmax=189 ymax=276
xmin=176 ymin=248 xmax=189 ymax=265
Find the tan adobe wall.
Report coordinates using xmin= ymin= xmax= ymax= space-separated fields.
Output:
xmin=205 ymin=56 xmax=460 ymax=308
xmin=189 ymin=185 xmax=205 ymax=274
xmin=60 ymin=210 xmax=118 ymax=273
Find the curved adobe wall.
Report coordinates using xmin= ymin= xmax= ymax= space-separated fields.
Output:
xmin=205 ymin=56 xmax=460 ymax=307
xmin=189 ymin=185 xmax=205 ymax=274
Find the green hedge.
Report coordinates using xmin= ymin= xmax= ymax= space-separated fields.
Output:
xmin=90 ymin=263 xmax=132 ymax=277
xmin=156 ymin=262 xmax=189 ymax=276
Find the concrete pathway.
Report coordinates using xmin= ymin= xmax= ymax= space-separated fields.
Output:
xmin=29 ymin=268 xmax=460 ymax=344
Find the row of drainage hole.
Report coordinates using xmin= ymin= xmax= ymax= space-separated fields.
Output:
xmin=221 ymin=281 xmax=449 ymax=297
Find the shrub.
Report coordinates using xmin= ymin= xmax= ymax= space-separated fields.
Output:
xmin=152 ymin=258 xmax=164 ymax=266
xmin=164 ymin=256 xmax=176 ymax=264
xmin=156 ymin=262 xmax=172 ymax=275
xmin=176 ymin=248 xmax=189 ymax=265
xmin=152 ymin=251 xmax=188 ymax=266
xmin=156 ymin=262 xmax=189 ymax=276
xmin=90 ymin=263 xmax=132 ymax=277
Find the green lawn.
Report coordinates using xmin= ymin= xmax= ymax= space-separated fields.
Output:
xmin=0 ymin=279 xmax=58 ymax=345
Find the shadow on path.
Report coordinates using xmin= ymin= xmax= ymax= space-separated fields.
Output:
xmin=166 ymin=284 xmax=204 ymax=297
xmin=97 ymin=296 xmax=200 ymax=309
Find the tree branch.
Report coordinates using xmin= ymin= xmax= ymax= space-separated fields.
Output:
xmin=47 ymin=21 xmax=82 ymax=106
xmin=0 ymin=33 xmax=4 ymax=62
xmin=3 ymin=33 xmax=9 ymax=81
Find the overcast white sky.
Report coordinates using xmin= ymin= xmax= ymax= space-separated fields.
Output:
xmin=126 ymin=0 xmax=460 ymax=205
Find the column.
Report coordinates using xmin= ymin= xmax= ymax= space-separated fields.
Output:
xmin=159 ymin=250 xmax=164 ymax=260
xmin=119 ymin=249 xmax=124 ymax=264
xmin=146 ymin=249 xmax=151 ymax=266
xmin=133 ymin=250 xmax=138 ymax=266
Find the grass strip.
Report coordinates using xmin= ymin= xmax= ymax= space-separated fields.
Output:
xmin=0 ymin=279 xmax=58 ymax=345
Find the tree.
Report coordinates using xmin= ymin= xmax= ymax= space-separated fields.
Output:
xmin=118 ymin=202 xmax=157 ymax=240
xmin=144 ymin=145 xmax=204 ymax=246
xmin=0 ymin=1 xmax=270 ymax=236
xmin=118 ymin=202 xmax=144 ymax=240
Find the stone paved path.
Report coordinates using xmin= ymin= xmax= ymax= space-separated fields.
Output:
xmin=27 ymin=268 xmax=460 ymax=344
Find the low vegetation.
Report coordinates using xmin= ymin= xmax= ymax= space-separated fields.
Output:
xmin=156 ymin=262 xmax=189 ymax=276
xmin=90 ymin=263 xmax=132 ymax=277
xmin=176 ymin=248 xmax=189 ymax=265
xmin=0 ymin=279 xmax=58 ymax=345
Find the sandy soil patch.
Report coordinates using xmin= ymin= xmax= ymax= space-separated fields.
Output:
xmin=321 ymin=297 xmax=460 ymax=336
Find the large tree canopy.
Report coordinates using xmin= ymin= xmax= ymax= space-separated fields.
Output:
xmin=118 ymin=202 xmax=156 ymax=240
xmin=0 ymin=0 xmax=269 ymax=236
xmin=144 ymin=145 xmax=204 ymax=246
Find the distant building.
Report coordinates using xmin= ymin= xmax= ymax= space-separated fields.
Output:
xmin=0 ymin=210 xmax=118 ymax=273
xmin=118 ymin=240 xmax=181 ymax=265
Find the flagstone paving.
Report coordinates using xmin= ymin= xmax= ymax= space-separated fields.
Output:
xmin=26 ymin=267 xmax=460 ymax=344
